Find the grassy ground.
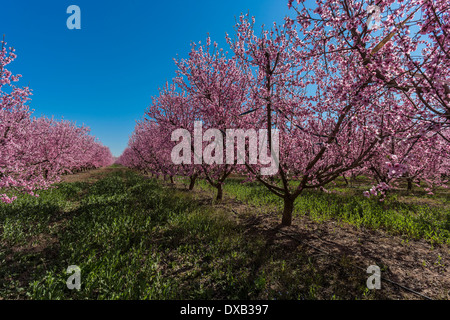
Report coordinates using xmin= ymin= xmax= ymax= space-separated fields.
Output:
xmin=0 ymin=167 xmax=448 ymax=299
xmin=195 ymin=176 xmax=450 ymax=244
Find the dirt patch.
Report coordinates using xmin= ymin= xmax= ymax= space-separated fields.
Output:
xmin=275 ymin=215 xmax=449 ymax=300
xmin=60 ymin=166 xmax=127 ymax=183
xmin=9 ymin=233 xmax=58 ymax=256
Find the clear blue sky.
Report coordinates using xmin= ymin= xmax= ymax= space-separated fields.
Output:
xmin=1 ymin=0 xmax=294 ymax=157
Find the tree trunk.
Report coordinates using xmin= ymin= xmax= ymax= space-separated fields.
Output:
xmin=189 ymin=175 xmax=197 ymax=190
xmin=342 ymin=174 xmax=349 ymax=186
xmin=170 ymin=176 xmax=174 ymax=184
xmin=282 ymin=196 xmax=294 ymax=226
xmin=350 ymin=174 xmax=357 ymax=187
xmin=407 ymin=178 xmax=413 ymax=193
xmin=216 ymin=184 xmax=223 ymax=201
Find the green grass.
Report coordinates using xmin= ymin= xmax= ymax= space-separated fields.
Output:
xmin=195 ymin=177 xmax=450 ymax=244
xmin=0 ymin=169 xmax=388 ymax=300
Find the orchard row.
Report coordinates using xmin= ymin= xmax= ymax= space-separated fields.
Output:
xmin=0 ymin=41 xmax=114 ymax=203
xmin=118 ymin=0 xmax=449 ymax=225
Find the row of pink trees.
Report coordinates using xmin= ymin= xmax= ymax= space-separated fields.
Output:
xmin=1 ymin=40 xmax=114 ymax=203
xmin=119 ymin=0 xmax=449 ymax=225
xmin=119 ymin=43 xmax=254 ymax=201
